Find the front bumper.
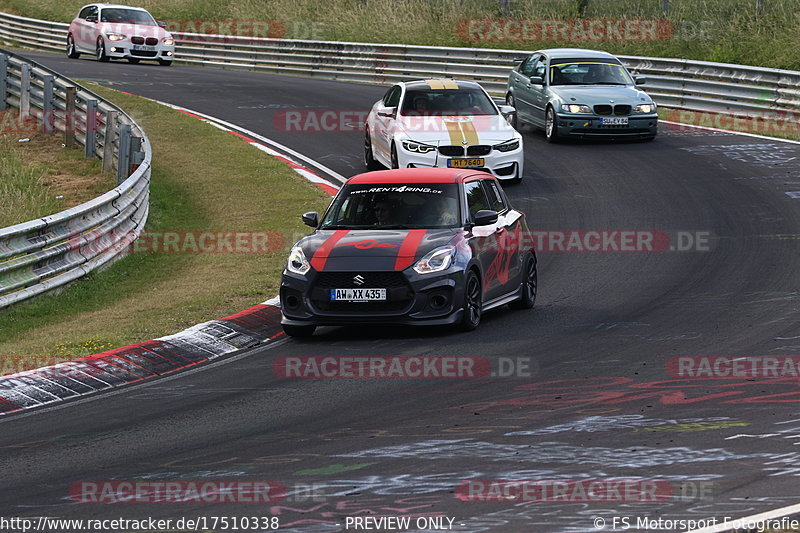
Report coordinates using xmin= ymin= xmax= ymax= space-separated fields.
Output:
xmin=397 ymin=144 xmax=523 ymax=181
xmin=106 ymin=43 xmax=175 ymax=60
xmin=280 ymin=267 xmax=468 ymax=327
xmin=554 ymin=113 xmax=658 ymax=138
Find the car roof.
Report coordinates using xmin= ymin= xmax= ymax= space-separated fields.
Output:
xmin=346 ymin=168 xmax=494 ymax=184
xmin=89 ymin=3 xmax=150 ymax=11
xmin=536 ymin=48 xmax=617 ymax=60
xmin=400 ymin=79 xmax=484 ymax=91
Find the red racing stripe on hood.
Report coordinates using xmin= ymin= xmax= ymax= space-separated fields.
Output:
xmin=310 ymin=230 xmax=349 ymax=271
xmin=394 ymin=229 xmax=427 ymax=271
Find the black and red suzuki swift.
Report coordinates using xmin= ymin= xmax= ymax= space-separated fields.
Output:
xmin=280 ymin=168 xmax=537 ymax=337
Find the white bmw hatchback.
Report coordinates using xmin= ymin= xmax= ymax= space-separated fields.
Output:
xmin=365 ymin=79 xmax=524 ymax=183
xmin=67 ymin=3 xmax=175 ymax=65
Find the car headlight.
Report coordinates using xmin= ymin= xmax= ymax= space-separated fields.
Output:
xmin=413 ymin=245 xmax=455 ymax=274
xmin=286 ymin=246 xmax=311 ymax=275
xmin=633 ymin=103 xmax=656 ymax=114
xmin=561 ymin=104 xmax=592 ymax=114
xmin=163 ymin=38 xmax=175 ymax=46
xmin=493 ymin=139 xmax=520 ymax=152
xmin=401 ymin=140 xmax=437 ymax=154
xmin=106 ymin=33 xmax=126 ymax=41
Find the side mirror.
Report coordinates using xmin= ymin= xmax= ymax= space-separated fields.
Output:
xmin=86 ymin=15 xmax=97 ymax=22
xmin=497 ymin=104 xmax=516 ymax=125
xmin=473 ymin=209 xmax=499 ymax=227
xmin=377 ymin=107 xmax=397 ymax=119
xmin=635 ymin=75 xmax=646 ymax=85
xmin=529 ymin=75 xmax=544 ymax=85
xmin=157 ymin=20 xmax=167 ymax=28
xmin=301 ymin=211 xmax=319 ymax=228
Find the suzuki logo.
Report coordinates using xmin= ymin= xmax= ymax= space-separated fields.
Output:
xmin=353 ymin=275 xmax=366 ymax=286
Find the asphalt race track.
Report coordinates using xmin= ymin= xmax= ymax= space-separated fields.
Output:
xmin=2 ymin=52 xmax=800 ymax=532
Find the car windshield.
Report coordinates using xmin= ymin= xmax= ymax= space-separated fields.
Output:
xmin=100 ymin=8 xmax=156 ymax=25
xmin=400 ymin=88 xmax=497 ymax=116
xmin=320 ymin=183 xmax=461 ymax=229
xmin=549 ymin=59 xmax=632 ymax=86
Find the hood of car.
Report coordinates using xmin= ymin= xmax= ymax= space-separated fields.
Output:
xmin=299 ymin=228 xmax=460 ymax=271
xmin=396 ymin=114 xmax=518 ymax=144
xmin=549 ymin=85 xmax=652 ymax=105
xmin=98 ymin=22 xmax=171 ymax=39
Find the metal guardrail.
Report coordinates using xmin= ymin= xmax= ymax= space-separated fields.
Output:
xmin=1 ymin=10 xmax=798 ymax=120
xmin=0 ymin=47 xmax=150 ymax=309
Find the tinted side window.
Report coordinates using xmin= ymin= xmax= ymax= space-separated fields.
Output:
xmin=383 ymin=86 xmax=401 ymax=107
xmin=464 ymin=181 xmax=490 ymax=220
xmin=519 ymin=54 xmax=538 ymax=77
xmin=533 ymin=56 xmax=546 ymax=79
xmin=78 ymin=6 xmax=91 ymax=18
xmin=483 ymin=180 xmax=507 ymax=213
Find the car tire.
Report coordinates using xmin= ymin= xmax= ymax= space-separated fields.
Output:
xmin=459 ymin=270 xmax=482 ymax=331
xmin=545 ymin=106 xmax=559 ymax=143
xmin=506 ymin=93 xmax=521 ymax=131
xmin=364 ymin=130 xmax=382 ymax=170
xmin=158 ymin=59 xmax=173 ymax=66
xmin=66 ymin=35 xmax=80 ymax=59
xmin=510 ymin=253 xmax=537 ymax=309
xmin=127 ymin=58 xmax=140 ymax=64
xmin=390 ymin=143 xmax=399 ymax=170
xmin=283 ymin=324 xmax=315 ymax=338
xmin=96 ymin=38 xmax=109 ymax=62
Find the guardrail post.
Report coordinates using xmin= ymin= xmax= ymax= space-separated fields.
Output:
xmin=85 ymin=99 xmax=97 ymax=158
xmin=756 ymin=0 xmax=764 ymax=15
xmin=102 ymin=110 xmax=117 ymax=172
xmin=19 ymin=63 xmax=30 ymax=120
xmin=662 ymin=0 xmax=670 ymax=16
xmin=117 ymin=123 xmax=131 ymax=184
xmin=0 ymin=55 xmax=7 ymax=110
xmin=128 ymin=135 xmax=143 ymax=176
xmin=576 ymin=0 xmax=589 ymax=17
xmin=64 ymin=86 xmax=76 ymax=147
xmin=41 ymin=75 xmax=54 ymax=134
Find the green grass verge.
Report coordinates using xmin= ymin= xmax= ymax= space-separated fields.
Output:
xmin=2 ymin=0 xmax=800 ymax=70
xmin=0 ymin=132 xmax=110 ymax=227
xmin=0 ymin=84 xmax=330 ymax=370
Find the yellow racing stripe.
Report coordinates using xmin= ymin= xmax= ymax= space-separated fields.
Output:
xmin=445 ymin=120 xmax=463 ymax=145
xmin=460 ymin=119 xmax=480 ymax=145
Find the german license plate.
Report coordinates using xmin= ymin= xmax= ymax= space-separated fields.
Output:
xmin=330 ymin=288 xmax=386 ymax=301
xmin=600 ymin=117 xmax=629 ymax=125
xmin=448 ymin=158 xmax=485 ymax=168
xmin=132 ymin=45 xmax=155 ymax=51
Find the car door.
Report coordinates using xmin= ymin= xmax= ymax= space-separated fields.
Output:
xmin=482 ymin=179 xmax=522 ymax=294
xmin=508 ymin=54 xmax=536 ymax=121
xmin=75 ymin=5 xmax=99 ymax=52
xmin=525 ymin=54 xmax=549 ymax=127
xmin=463 ymin=178 xmax=505 ymax=302
xmin=373 ymin=85 xmax=402 ymax=162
